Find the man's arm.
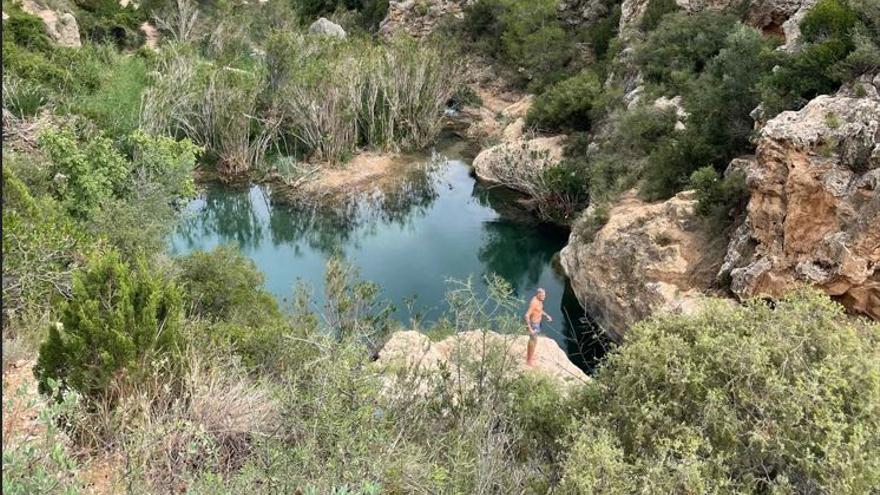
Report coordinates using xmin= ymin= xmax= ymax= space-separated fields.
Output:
xmin=542 ymin=310 xmax=553 ymax=322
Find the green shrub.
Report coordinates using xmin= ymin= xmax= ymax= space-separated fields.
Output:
xmin=635 ymin=11 xmax=738 ymax=94
xmin=73 ymin=54 xmax=148 ymax=140
xmin=2 ymin=75 xmax=49 ymax=118
xmin=527 ymin=70 xmax=603 ymax=132
xmin=176 ymin=245 xmax=281 ymax=327
xmin=561 ymin=290 xmax=880 ymax=493
xmin=689 ymin=166 xmax=748 ymax=230
xmin=38 ymin=127 xmax=131 ymax=219
xmin=639 ymin=0 xmax=679 ymax=32
xmin=4 ymin=6 xmax=53 ymax=51
xmin=128 ymin=130 xmax=202 ymax=199
xmin=640 ymin=25 xmax=777 ymax=200
xmin=73 ymin=0 xmax=148 ymax=49
xmin=460 ymin=0 xmax=577 ymax=91
xmin=1 ymin=380 xmax=85 ymax=494
xmin=2 ymin=165 xmax=86 ymax=328
xmin=579 ymin=3 xmax=621 ymax=62
xmin=760 ymin=0 xmax=863 ymax=114
xmin=34 ymin=250 xmax=184 ymax=404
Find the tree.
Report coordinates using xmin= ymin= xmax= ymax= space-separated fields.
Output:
xmin=34 ymin=250 xmax=184 ymax=404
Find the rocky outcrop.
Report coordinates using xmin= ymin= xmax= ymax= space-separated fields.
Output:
xmin=561 ymin=190 xmax=724 ymax=338
xmin=376 ymin=330 xmax=588 ymax=389
xmin=21 ymin=0 xmax=80 ymax=47
xmin=308 ymin=17 xmax=346 ymax=38
xmin=619 ymin=0 xmax=815 ymax=46
xmin=379 ymin=0 xmax=466 ymax=39
xmin=720 ymin=89 xmax=880 ymax=319
xmin=472 ymin=135 xmax=566 ymax=191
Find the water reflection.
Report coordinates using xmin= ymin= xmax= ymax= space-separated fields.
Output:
xmin=169 ymin=145 xmax=609 ymax=372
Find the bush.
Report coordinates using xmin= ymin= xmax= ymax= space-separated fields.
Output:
xmin=527 ymin=70 xmax=603 ymax=132
xmin=3 ymin=6 xmax=53 ymax=52
xmin=73 ymin=53 xmax=149 ymax=140
xmin=176 ymin=245 xmax=281 ymax=327
xmin=635 ymin=11 xmax=738 ymax=94
xmin=689 ymin=166 xmax=748 ymax=230
xmin=460 ymin=0 xmax=577 ymax=91
xmin=2 ymin=75 xmax=49 ymax=119
xmin=561 ymin=290 xmax=880 ymax=493
xmin=34 ymin=250 xmax=185 ymax=404
xmin=2 ymin=165 xmax=86 ymax=329
xmin=760 ymin=0 xmax=864 ymax=114
xmin=639 ymin=0 xmax=679 ymax=32
xmin=38 ymin=127 xmax=131 ymax=219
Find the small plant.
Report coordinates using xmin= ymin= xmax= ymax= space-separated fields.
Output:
xmin=825 ymin=111 xmax=842 ymax=128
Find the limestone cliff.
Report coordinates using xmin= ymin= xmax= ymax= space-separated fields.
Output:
xmin=560 ymin=190 xmax=724 ymax=339
xmin=720 ymin=83 xmax=880 ymax=319
xmin=376 ymin=330 xmax=589 ymax=390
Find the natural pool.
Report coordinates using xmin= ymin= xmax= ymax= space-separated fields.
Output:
xmin=169 ymin=139 xmax=609 ymax=371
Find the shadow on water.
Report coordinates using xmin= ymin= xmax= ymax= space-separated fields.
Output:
xmin=170 ymin=143 xmax=612 ymax=373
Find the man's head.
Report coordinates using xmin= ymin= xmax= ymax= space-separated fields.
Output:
xmin=536 ymin=288 xmax=546 ymax=301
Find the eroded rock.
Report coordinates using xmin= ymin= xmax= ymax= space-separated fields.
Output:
xmin=376 ymin=330 xmax=588 ymax=394
xmin=21 ymin=0 xmax=80 ymax=47
xmin=472 ymin=135 xmax=566 ymax=193
xmin=721 ymin=90 xmax=880 ymax=319
xmin=560 ymin=190 xmax=724 ymax=338
xmin=308 ymin=17 xmax=346 ymax=38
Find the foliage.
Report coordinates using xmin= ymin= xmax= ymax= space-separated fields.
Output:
xmin=639 ymin=0 xmax=679 ymax=32
xmin=1 ymin=380 xmax=84 ymax=495
xmin=3 ymin=5 xmax=53 ymax=51
xmin=527 ymin=70 xmax=603 ymax=132
xmin=72 ymin=52 xmax=149 ymax=141
xmin=561 ymin=290 xmax=880 ymax=493
xmin=322 ymin=256 xmax=394 ymax=350
xmin=128 ymin=129 xmax=202 ymax=199
xmin=460 ymin=0 xmax=578 ymax=91
xmin=635 ymin=11 xmax=738 ymax=95
xmin=38 ymin=127 xmax=131 ymax=219
xmin=176 ymin=245 xmax=281 ymax=327
xmin=34 ymin=250 xmax=184 ymax=404
xmin=689 ymin=166 xmax=748 ymax=230
xmin=2 ymin=165 xmax=85 ymax=330
xmin=74 ymin=0 xmax=148 ymax=49
xmin=2 ymin=74 xmax=49 ymax=119
xmin=639 ymin=24 xmax=778 ymax=200
xmin=760 ymin=0 xmax=874 ymax=114
xmin=267 ymin=33 xmax=463 ymax=163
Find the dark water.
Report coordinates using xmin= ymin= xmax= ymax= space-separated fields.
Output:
xmin=169 ymin=140 xmax=609 ymax=371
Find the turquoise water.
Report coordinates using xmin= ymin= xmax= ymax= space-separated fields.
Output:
xmin=169 ymin=141 xmax=608 ymax=370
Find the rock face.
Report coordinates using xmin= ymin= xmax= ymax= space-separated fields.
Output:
xmin=308 ymin=17 xmax=346 ymax=39
xmin=21 ymin=0 xmax=80 ymax=47
xmin=379 ymin=0 xmax=466 ymax=39
xmin=560 ymin=190 xmax=722 ymax=338
xmin=472 ymin=135 xmax=566 ymax=192
xmin=376 ymin=330 xmax=589 ymax=388
xmin=720 ymin=89 xmax=880 ymax=319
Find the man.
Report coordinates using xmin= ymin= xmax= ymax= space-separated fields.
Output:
xmin=524 ymin=288 xmax=552 ymax=366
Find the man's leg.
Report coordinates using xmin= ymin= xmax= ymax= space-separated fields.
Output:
xmin=526 ymin=335 xmax=536 ymax=365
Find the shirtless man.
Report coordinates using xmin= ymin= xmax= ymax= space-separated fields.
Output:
xmin=525 ymin=288 xmax=552 ymax=366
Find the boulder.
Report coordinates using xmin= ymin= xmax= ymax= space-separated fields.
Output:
xmin=472 ymin=135 xmax=566 ymax=193
xmin=721 ymin=89 xmax=880 ymax=319
xmin=560 ymin=190 xmax=724 ymax=339
xmin=21 ymin=0 xmax=80 ymax=47
xmin=376 ymin=330 xmax=588 ymax=393
xmin=308 ymin=17 xmax=346 ymax=39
